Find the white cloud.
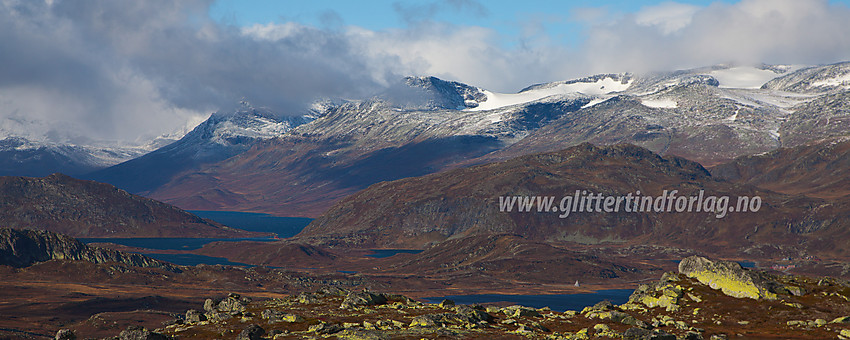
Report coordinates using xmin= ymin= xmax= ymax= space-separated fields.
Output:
xmin=580 ymin=0 xmax=850 ymax=74
xmin=634 ymin=2 xmax=700 ymax=35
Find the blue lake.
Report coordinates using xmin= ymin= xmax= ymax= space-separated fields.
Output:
xmin=78 ymin=237 xmax=276 ymax=250
xmin=424 ymin=289 xmax=635 ymax=312
xmin=143 ymin=253 xmax=253 ymax=267
xmin=79 ymin=211 xmax=314 ymax=266
xmin=188 ymin=210 xmax=313 ymax=238
xmin=81 ymin=212 xmax=313 ymax=251
xmin=367 ymin=249 xmax=424 ymax=258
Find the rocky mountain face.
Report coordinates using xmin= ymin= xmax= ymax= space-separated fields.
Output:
xmin=296 ymin=143 xmax=850 ymax=259
xmin=88 ymin=102 xmax=316 ymax=194
xmin=0 ymin=173 xmax=264 ymax=238
xmin=144 ymin=94 xmax=578 ymax=216
xmin=129 ymin=63 xmax=849 ymax=217
xmin=0 ymin=227 xmax=178 ymax=271
xmin=711 ymin=137 xmax=850 ymax=200
xmin=378 ymin=76 xmax=488 ymax=110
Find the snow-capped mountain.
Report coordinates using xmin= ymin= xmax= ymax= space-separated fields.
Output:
xmin=0 ymin=134 xmax=181 ymax=177
xmin=138 ymin=62 xmax=850 ymax=217
xmin=88 ymin=102 xmax=317 ymax=193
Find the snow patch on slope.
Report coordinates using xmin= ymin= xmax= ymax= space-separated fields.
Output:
xmin=707 ymin=67 xmax=785 ymax=89
xmin=469 ymin=78 xmax=631 ymax=112
xmin=641 ymin=98 xmax=678 ymax=108
xmin=811 ymin=72 xmax=850 ymax=88
xmin=581 ymin=97 xmax=613 ymax=109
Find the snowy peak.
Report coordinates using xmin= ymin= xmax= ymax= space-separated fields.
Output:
xmin=762 ymin=62 xmax=850 ymax=93
xmin=519 ymin=73 xmax=633 ymax=93
xmin=469 ymin=73 xmax=632 ymax=112
xmin=377 ymin=76 xmax=487 ymax=110
xmin=192 ymin=103 xmax=314 ymax=147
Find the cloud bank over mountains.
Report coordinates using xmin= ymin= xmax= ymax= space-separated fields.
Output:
xmin=1 ymin=0 xmax=849 ymax=144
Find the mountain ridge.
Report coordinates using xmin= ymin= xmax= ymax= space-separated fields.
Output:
xmin=0 ymin=173 xmax=266 ymax=238
xmin=295 ymin=143 xmax=850 ymax=260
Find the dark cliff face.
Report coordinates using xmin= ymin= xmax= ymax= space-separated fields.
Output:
xmin=0 ymin=173 xmax=261 ymax=238
xmin=0 ymin=228 xmax=179 ymax=272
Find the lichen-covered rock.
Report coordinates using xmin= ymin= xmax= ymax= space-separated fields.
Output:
xmin=453 ymin=305 xmax=493 ymax=323
xmin=340 ymin=291 xmax=388 ymax=308
xmin=296 ymin=292 xmax=318 ymax=304
xmin=679 ymin=256 xmax=777 ymax=300
xmin=503 ymin=305 xmax=542 ymax=318
xmin=308 ymin=322 xmax=344 ymax=334
xmin=261 ymin=309 xmax=304 ymax=323
xmin=54 ymin=329 xmax=75 ymax=340
xmin=217 ymin=293 xmax=250 ymax=314
xmin=184 ymin=309 xmax=206 ymax=323
xmin=585 ymin=310 xmax=647 ymax=328
xmin=118 ymin=326 xmax=170 ymax=340
xmin=410 ymin=314 xmax=441 ymax=327
xmin=626 ymin=281 xmax=683 ymax=311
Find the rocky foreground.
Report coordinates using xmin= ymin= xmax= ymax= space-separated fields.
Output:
xmin=60 ymin=256 xmax=850 ymax=340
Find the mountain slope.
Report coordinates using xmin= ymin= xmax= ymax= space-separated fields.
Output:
xmin=296 ymin=143 xmax=850 ymax=259
xmin=118 ymin=64 xmax=849 ymax=217
xmin=710 ymin=136 xmax=850 ymax=199
xmin=143 ymin=77 xmax=617 ymax=216
xmin=0 ymin=173 xmax=264 ymax=237
xmin=88 ymin=103 xmax=314 ymax=194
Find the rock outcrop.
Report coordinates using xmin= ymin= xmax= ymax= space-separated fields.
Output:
xmin=0 ymin=228 xmax=179 ymax=272
xmin=678 ymin=256 xmax=778 ymax=300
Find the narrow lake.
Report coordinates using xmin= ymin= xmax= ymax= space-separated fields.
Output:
xmin=80 ymin=211 xmax=314 ymax=266
xmin=367 ymin=249 xmax=423 ymax=258
xmin=424 ymin=289 xmax=635 ymax=312
xmin=78 ymin=237 xmax=276 ymax=250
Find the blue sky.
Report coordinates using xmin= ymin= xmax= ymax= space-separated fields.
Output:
xmin=209 ymin=0 xmax=735 ymax=47
xmin=209 ymin=0 xmax=848 ymax=48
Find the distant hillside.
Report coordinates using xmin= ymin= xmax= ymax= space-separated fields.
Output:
xmin=0 ymin=173 xmax=266 ymax=238
xmin=710 ymin=136 xmax=850 ymax=199
xmin=296 ymin=143 xmax=850 ymax=259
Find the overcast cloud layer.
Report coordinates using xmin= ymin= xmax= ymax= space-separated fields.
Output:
xmin=1 ymin=0 xmax=849 ymax=145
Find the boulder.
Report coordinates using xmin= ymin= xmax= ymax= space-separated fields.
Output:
xmin=410 ymin=314 xmax=442 ymax=327
xmin=217 ymin=293 xmax=250 ymax=314
xmin=236 ymin=324 xmax=265 ymax=340
xmin=185 ymin=309 xmax=206 ymax=323
xmin=678 ymin=256 xmax=777 ymax=300
xmin=308 ymin=323 xmax=344 ymax=334
xmin=622 ymin=327 xmax=676 ymax=340
xmin=261 ymin=309 xmax=304 ymax=323
xmin=118 ymin=326 xmax=169 ymax=340
xmin=54 ymin=329 xmax=75 ymax=340
xmin=340 ymin=291 xmax=388 ymax=308
xmin=454 ymin=305 xmax=493 ymax=323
